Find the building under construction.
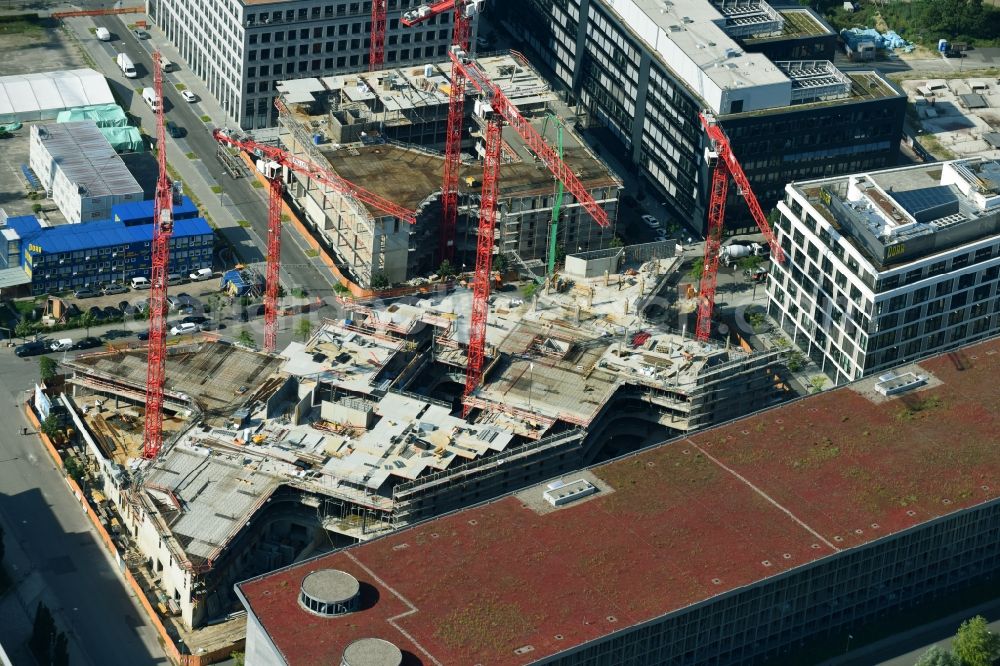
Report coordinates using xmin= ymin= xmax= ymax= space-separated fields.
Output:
xmin=59 ymin=247 xmax=789 ymax=644
xmin=268 ymin=53 xmax=622 ymax=288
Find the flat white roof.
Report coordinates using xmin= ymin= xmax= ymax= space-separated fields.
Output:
xmin=0 ymin=68 xmax=114 ymax=120
xmin=606 ymin=0 xmax=792 ymax=113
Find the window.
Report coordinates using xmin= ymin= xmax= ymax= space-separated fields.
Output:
xmin=935 ymin=279 xmax=953 ymax=297
xmin=928 ymin=261 xmax=946 ymax=277
xmin=958 ymin=272 xmax=976 ymax=289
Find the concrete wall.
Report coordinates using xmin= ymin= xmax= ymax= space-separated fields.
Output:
xmin=243 ymin=602 xmax=289 ymax=666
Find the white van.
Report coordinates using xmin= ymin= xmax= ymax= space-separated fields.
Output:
xmin=189 ymin=268 xmax=212 ymax=281
xmin=160 ymin=56 xmax=175 ymax=72
xmin=49 ymin=338 xmax=73 ymax=352
xmin=142 ymin=87 xmax=161 ymax=112
xmin=130 ymin=276 xmax=150 ymax=290
xmin=170 ymin=322 xmax=198 ymax=336
xmin=96 ymin=27 xmax=111 ymax=41
xmin=116 ymin=53 xmax=137 ymax=78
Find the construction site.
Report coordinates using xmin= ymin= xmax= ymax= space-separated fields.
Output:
xmin=269 ymin=52 xmax=622 ymax=288
xmin=53 ymin=238 xmax=791 ymax=645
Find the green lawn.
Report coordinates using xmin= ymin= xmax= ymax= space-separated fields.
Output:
xmin=200 ymin=115 xmax=211 ymax=123
xmin=186 ymin=152 xmax=198 ymax=160
xmin=175 ymin=83 xmax=187 ymax=91
xmin=210 ymin=185 xmax=223 ymax=194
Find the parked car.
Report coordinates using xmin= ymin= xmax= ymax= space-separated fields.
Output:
xmin=15 ymin=341 xmax=47 ymax=357
xmin=170 ymin=322 xmax=198 ymax=336
xmin=48 ymin=338 xmax=74 ymax=352
xmin=180 ymin=90 xmax=198 ymax=103
xmin=165 ymin=121 xmax=184 ymax=138
xmin=641 ymin=214 xmax=661 ymax=229
xmin=88 ymin=306 xmax=107 ymax=321
xmin=133 ymin=28 xmax=149 ymax=39
xmin=137 ymin=330 xmax=150 ymax=341
xmin=74 ymin=288 xmax=98 ymax=299
xmin=198 ymin=321 xmax=223 ymax=331
xmin=102 ymin=283 xmax=128 ymax=296
xmin=72 ymin=336 xmax=103 ymax=350
xmin=118 ymin=300 xmax=137 ymax=316
xmin=182 ymin=315 xmax=208 ymax=325
xmin=103 ymin=306 xmax=123 ymax=319
xmin=64 ymin=303 xmax=82 ymax=319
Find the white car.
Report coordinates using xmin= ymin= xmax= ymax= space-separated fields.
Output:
xmin=170 ymin=322 xmax=198 ymax=336
xmin=642 ymin=214 xmax=661 ymax=229
xmin=181 ymin=90 xmax=198 ymax=103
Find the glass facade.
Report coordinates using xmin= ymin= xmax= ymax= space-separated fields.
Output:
xmin=499 ymin=0 xmax=905 ymax=236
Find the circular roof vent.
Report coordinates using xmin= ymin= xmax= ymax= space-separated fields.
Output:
xmin=299 ymin=569 xmax=361 ymax=617
xmin=342 ymin=638 xmax=403 ymax=666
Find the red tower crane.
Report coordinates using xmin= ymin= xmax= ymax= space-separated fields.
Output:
xmin=142 ymin=51 xmax=175 ymax=460
xmin=369 ymin=0 xmax=387 ymax=72
xmin=694 ymin=112 xmax=785 ymax=342
xmin=400 ymin=0 xmax=478 ymax=262
xmin=212 ymin=127 xmax=417 ymax=351
xmin=447 ymin=49 xmax=611 ymax=411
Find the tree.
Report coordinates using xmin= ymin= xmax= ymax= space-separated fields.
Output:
xmin=39 ymin=356 xmax=58 ymax=381
xmin=237 ymin=330 xmax=255 ymax=348
xmin=438 ymin=259 xmax=457 ymax=278
xmin=787 ymin=350 xmax=806 ymax=372
xmin=41 ymin=414 xmax=61 ymax=439
xmin=609 ymin=235 xmax=625 ymax=249
xmin=370 ymin=272 xmax=390 ymax=290
xmin=15 ymin=318 xmax=33 ymax=342
xmin=915 ymin=646 xmax=961 ymax=666
xmin=953 ymin=616 xmax=1000 ymax=666
xmin=52 ymin=630 xmax=69 ymax=666
xmin=80 ymin=309 xmax=97 ymax=338
xmin=738 ymin=255 xmax=763 ymax=278
xmin=333 ymin=282 xmax=350 ymax=296
xmin=231 ymin=651 xmax=246 ymax=666
xmin=29 ymin=601 xmax=54 ymax=664
xmin=688 ymin=258 xmax=705 ymax=282
xmin=493 ymin=253 xmax=508 ymax=274
xmin=521 ymin=281 xmax=538 ymax=300
xmin=295 ymin=317 xmax=313 ymax=342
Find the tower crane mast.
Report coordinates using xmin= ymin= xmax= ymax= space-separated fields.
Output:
xmin=694 ymin=112 xmax=785 ymax=342
xmin=447 ymin=49 xmax=611 ymax=413
xmin=212 ymin=127 xmax=417 ymax=350
xmin=142 ymin=51 xmax=175 ymax=460
xmin=400 ymin=0 xmax=481 ymax=262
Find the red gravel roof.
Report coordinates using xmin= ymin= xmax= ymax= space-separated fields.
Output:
xmin=239 ymin=339 xmax=1000 ymax=666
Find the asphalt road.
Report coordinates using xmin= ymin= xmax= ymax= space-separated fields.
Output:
xmin=0 ymin=354 xmax=165 ymax=665
xmin=90 ymin=14 xmax=335 ymax=299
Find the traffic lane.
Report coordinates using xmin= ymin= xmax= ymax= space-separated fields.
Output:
xmin=100 ymin=15 xmax=334 ymax=296
xmin=0 ymin=384 xmax=165 ymax=664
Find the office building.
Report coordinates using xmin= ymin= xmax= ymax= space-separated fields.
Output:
xmin=147 ymin=0 xmax=479 ymax=129
xmin=237 ymin=334 xmax=1000 ymax=665
xmin=29 ymin=121 xmax=144 ymax=223
xmin=768 ymin=158 xmax=1000 ymax=385
xmin=497 ymin=0 xmax=905 ymax=233
xmin=0 ymin=197 xmax=212 ymax=295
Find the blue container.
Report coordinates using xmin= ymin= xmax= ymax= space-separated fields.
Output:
xmin=313 ymin=133 xmax=322 ymax=145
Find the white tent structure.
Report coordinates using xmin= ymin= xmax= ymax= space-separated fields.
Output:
xmin=0 ymin=69 xmax=114 ymax=123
